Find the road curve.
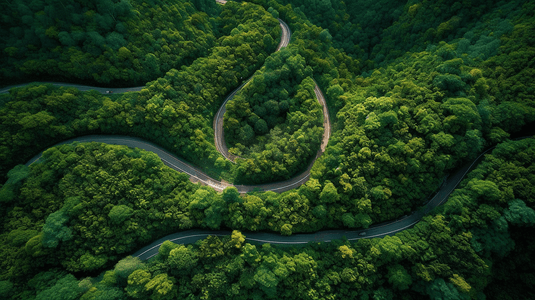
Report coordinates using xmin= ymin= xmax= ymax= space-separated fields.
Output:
xmin=213 ymin=18 xmax=292 ymax=162
xmin=24 ymin=135 xmax=320 ymax=193
xmin=213 ymin=18 xmax=330 ymax=170
xmin=24 ymin=133 xmax=533 ymax=261
xmin=276 ymin=19 xmax=291 ymax=51
xmin=0 ymin=82 xmax=144 ymax=95
xmin=132 ymin=136 xmax=534 ymax=260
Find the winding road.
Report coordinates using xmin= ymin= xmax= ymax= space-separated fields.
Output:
xmin=13 ymin=17 xmax=330 ymax=194
xmin=5 ymin=3 xmax=534 ymax=261
xmin=132 ymin=136 xmax=533 ymax=260
xmin=214 ymin=18 xmax=294 ymax=163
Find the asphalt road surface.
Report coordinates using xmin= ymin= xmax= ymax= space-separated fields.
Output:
xmin=7 ymin=17 xmax=322 ymax=195
xmin=24 ymin=135 xmax=320 ymax=193
xmin=213 ymin=18 xmax=292 ymax=162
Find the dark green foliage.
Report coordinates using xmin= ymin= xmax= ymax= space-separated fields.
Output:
xmin=114 ymin=256 xmax=146 ymax=287
xmin=310 ymin=36 xmax=534 ymax=224
xmin=0 ymin=165 xmax=30 ymax=203
xmin=0 ymin=0 xmax=219 ymax=86
xmin=41 ymin=210 xmax=73 ymax=248
xmin=0 ymin=281 xmax=14 ymax=299
xmin=2 ymin=129 xmax=535 ymax=299
xmin=34 ymin=273 xmax=83 ymax=300
xmin=0 ymin=142 xmax=202 ymax=286
xmin=225 ymin=47 xmax=324 ymax=183
xmin=504 ymin=199 xmax=535 ymax=226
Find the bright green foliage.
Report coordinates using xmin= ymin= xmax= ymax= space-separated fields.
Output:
xmin=197 ymin=236 xmax=225 ymax=260
xmin=79 ymin=253 xmax=108 ymax=272
xmin=158 ymin=241 xmax=179 ymax=260
xmin=230 ymin=230 xmax=246 ymax=249
xmin=319 ymin=181 xmax=339 ymax=204
xmin=280 ymin=224 xmax=292 ymax=236
xmin=144 ymin=273 xmax=175 ymax=300
xmin=1 ymin=0 xmax=535 ymax=299
xmin=0 ymin=142 xmax=202 ymax=280
xmin=11 ymin=135 xmax=535 ymax=297
xmin=254 ymin=266 xmax=278 ymax=298
xmin=0 ymin=1 xmax=280 ymax=182
xmin=125 ymin=269 xmax=152 ymax=299
xmin=168 ymin=245 xmax=198 ymax=276
xmin=188 ymin=188 xmax=227 ymax=229
xmin=241 ymin=243 xmax=261 ymax=267
xmin=108 ymin=205 xmax=134 ymax=225
xmin=222 ymin=187 xmax=242 ymax=204
xmin=80 ymin=286 xmax=126 ymax=300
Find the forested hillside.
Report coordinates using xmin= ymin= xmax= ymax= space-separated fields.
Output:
xmin=0 ymin=0 xmax=220 ymax=85
xmin=1 ymin=138 xmax=532 ymax=299
xmin=0 ymin=1 xmax=281 ymax=183
xmin=1 ymin=0 xmax=534 ymax=299
xmin=241 ymin=0 xmax=535 ymax=223
xmin=225 ymin=47 xmax=324 ymax=183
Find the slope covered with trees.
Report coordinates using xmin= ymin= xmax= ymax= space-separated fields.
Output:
xmin=0 ymin=0 xmax=220 ymax=86
xmin=270 ymin=0 xmax=526 ymax=71
xmin=248 ymin=0 xmax=535 ymax=224
xmin=225 ymin=46 xmax=324 ymax=183
xmin=2 ymin=138 xmax=532 ymax=299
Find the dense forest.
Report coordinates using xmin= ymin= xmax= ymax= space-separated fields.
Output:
xmin=225 ymin=46 xmax=324 ymax=183
xmin=1 ymin=138 xmax=533 ymax=299
xmin=0 ymin=0 xmax=221 ymax=86
xmin=0 ymin=1 xmax=282 ymax=183
xmin=1 ymin=0 xmax=534 ymax=298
